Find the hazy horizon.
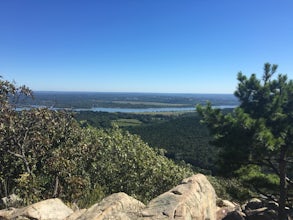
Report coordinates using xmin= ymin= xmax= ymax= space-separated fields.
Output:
xmin=33 ymin=90 xmax=236 ymax=95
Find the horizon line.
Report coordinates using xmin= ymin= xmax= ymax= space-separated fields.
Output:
xmin=33 ymin=90 xmax=235 ymax=95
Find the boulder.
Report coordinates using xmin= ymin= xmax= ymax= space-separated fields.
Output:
xmin=0 ymin=198 xmax=73 ymax=220
xmin=0 ymin=194 xmax=22 ymax=209
xmin=221 ymin=200 xmax=238 ymax=209
xmin=266 ymin=201 xmax=278 ymax=211
xmin=0 ymin=174 xmax=219 ymax=220
xmin=65 ymin=209 xmax=87 ymax=220
xmin=216 ymin=199 xmax=240 ymax=220
xmin=241 ymin=198 xmax=281 ymax=220
xmin=0 ymin=209 xmax=14 ymax=220
xmin=222 ymin=210 xmax=246 ymax=220
xmin=245 ymin=198 xmax=263 ymax=210
xmin=217 ymin=207 xmax=231 ymax=220
xmin=76 ymin=192 xmax=145 ymax=220
xmin=217 ymin=198 xmax=240 ymax=216
xmin=245 ymin=207 xmax=278 ymax=220
xmin=141 ymin=174 xmax=216 ymax=219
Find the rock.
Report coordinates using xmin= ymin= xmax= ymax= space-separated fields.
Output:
xmin=76 ymin=192 xmax=145 ymax=220
xmin=267 ymin=201 xmax=278 ymax=211
xmin=0 ymin=209 xmax=14 ymax=220
xmin=222 ymin=210 xmax=246 ymax=220
xmin=216 ymin=199 xmax=240 ymax=220
xmin=222 ymin=200 xmax=238 ymax=209
xmin=0 ymin=174 xmax=219 ymax=220
xmin=245 ymin=198 xmax=263 ymax=210
xmin=245 ymin=207 xmax=278 ymax=220
xmin=0 ymin=198 xmax=73 ymax=220
xmin=242 ymin=199 xmax=280 ymax=220
xmin=141 ymin=174 xmax=216 ymax=220
xmin=65 ymin=209 xmax=87 ymax=220
xmin=246 ymin=214 xmax=272 ymax=220
xmin=217 ymin=207 xmax=231 ymax=220
xmin=0 ymin=194 xmax=22 ymax=209
xmin=245 ymin=207 xmax=268 ymax=215
xmin=217 ymin=199 xmax=239 ymax=211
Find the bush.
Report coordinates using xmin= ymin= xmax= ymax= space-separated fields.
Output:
xmin=0 ymin=77 xmax=193 ymax=207
xmin=76 ymin=126 xmax=194 ymax=204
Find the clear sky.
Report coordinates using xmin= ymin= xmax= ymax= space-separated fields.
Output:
xmin=0 ymin=0 xmax=292 ymax=93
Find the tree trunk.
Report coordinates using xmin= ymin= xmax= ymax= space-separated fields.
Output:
xmin=279 ymin=147 xmax=288 ymax=220
xmin=53 ymin=176 xmax=59 ymax=197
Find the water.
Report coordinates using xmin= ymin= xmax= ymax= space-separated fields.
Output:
xmin=18 ymin=92 xmax=239 ymax=113
xmin=17 ymin=105 xmax=237 ymax=113
xmin=73 ymin=105 xmax=237 ymax=113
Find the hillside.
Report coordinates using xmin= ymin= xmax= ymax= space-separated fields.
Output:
xmin=75 ymin=111 xmax=218 ymax=173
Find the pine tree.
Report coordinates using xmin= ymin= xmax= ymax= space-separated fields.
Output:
xmin=197 ymin=63 xmax=293 ymax=220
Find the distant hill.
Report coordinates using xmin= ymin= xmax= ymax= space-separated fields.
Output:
xmin=18 ymin=91 xmax=239 ymax=109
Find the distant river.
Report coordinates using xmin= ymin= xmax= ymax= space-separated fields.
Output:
xmin=17 ymin=105 xmax=237 ymax=113
xmin=73 ymin=105 xmax=237 ymax=113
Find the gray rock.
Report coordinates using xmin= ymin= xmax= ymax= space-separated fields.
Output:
xmin=267 ymin=201 xmax=278 ymax=211
xmin=0 ymin=174 xmax=219 ymax=220
xmin=76 ymin=192 xmax=145 ymax=220
xmin=141 ymin=174 xmax=216 ymax=220
xmin=0 ymin=198 xmax=73 ymax=220
xmin=0 ymin=194 xmax=22 ymax=209
xmin=245 ymin=198 xmax=263 ymax=210
xmin=245 ymin=207 xmax=278 ymax=220
xmin=222 ymin=210 xmax=246 ymax=220
xmin=65 ymin=209 xmax=87 ymax=220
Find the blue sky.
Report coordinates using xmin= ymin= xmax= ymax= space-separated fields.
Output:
xmin=0 ymin=0 xmax=292 ymax=93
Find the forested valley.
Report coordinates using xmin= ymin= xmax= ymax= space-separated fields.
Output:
xmin=75 ymin=111 xmax=218 ymax=173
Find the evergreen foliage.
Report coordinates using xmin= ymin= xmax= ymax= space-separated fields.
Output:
xmin=207 ymin=176 xmax=255 ymax=202
xmin=127 ymin=113 xmax=217 ymax=172
xmin=197 ymin=63 xmax=293 ymax=220
xmin=76 ymin=111 xmax=218 ymax=173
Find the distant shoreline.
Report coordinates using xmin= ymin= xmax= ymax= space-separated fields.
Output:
xmin=75 ymin=106 xmax=237 ymax=113
xmin=17 ymin=91 xmax=239 ymax=111
xmin=33 ymin=91 xmax=235 ymax=95
xmin=17 ymin=105 xmax=237 ymax=113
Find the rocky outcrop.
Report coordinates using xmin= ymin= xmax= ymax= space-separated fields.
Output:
xmin=0 ymin=174 xmax=218 ymax=220
xmin=0 ymin=194 xmax=22 ymax=209
xmin=74 ymin=192 xmax=145 ymax=220
xmin=0 ymin=174 xmax=291 ymax=220
xmin=141 ymin=174 xmax=216 ymax=219
xmin=216 ymin=199 xmax=242 ymax=220
xmin=244 ymin=198 xmax=263 ymax=210
xmin=222 ymin=210 xmax=246 ymax=220
xmin=65 ymin=209 xmax=87 ymax=220
xmin=243 ymin=198 xmax=278 ymax=220
xmin=5 ymin=173 xmax=293 ymax=220
xmin=0 ymin=198 xmax=73 ymax=220
xmin=1 ymin=175 xmax=289 ymax=220
xmin=218 ymin=198 xmax=282 ymax=220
